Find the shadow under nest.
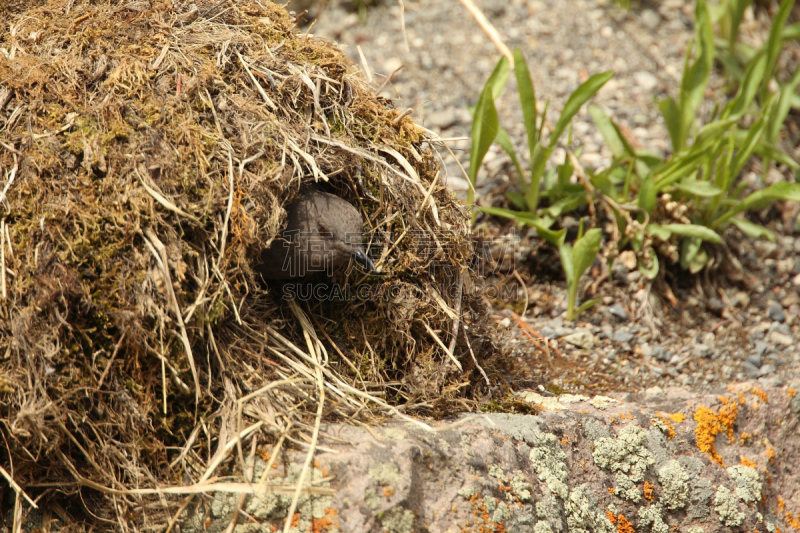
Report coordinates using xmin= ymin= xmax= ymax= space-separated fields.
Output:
xmin=0 ymin=0 xmax=499 ymax=526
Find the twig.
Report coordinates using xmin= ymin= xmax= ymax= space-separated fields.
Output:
xmin=0 ymin=465 xmax=38 ymax=509
xmin=1 ymin=218 xmax=5 ymax=301
xmin=510 ymin=311 xmax=561 ymax=360
xmin=143 ymin=229 xmax=201 ymax=404
xmin=96 ymin=333 xmax=126 ymax=390
xmin=356 ymin=44 xmax=372 ymax=82
xmin=463 ymin=324 xmax=490 ymax=389
xmin=236 ymin=50 xmax=277 ymax=109
xmin=423 ymin=321 xmax=462 ymax=371
xmin=0 ymin=154 xmax=19 ymax=206
xmin=511 ymin=269 xmax=529 ymax=317
xmin=397 ymin=0 xmax=409 ymax=53
xmin=375 ymin=65 xmax=403 ymax=96
xmin=456 ymin=0 xmax=513 ymax=65
xmin=447 ymin=272 xmax=464 ymax=355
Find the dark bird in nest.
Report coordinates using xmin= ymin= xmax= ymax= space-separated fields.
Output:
xmin=257 ymin=189 xmax=376 ymax=280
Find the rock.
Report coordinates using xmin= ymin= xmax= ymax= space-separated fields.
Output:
xmin=633 ymin=71 xmax=659 ymax=91
xmin=444 ymin=176 xmax=470 ymax=191
xmin=793 ymin=273 xmax=800 ymax=287
xmin=425 ymin=109 xmax=460 ymax=129
xmin=641 ymin=9 xmax=661 ymax=29
xmin=732 ymin=291 xmax=750 ymax=308
xmin=770 ymin=331 xmax=793 ymax=346
xmin=768 ymin=303 xmax=786 ymax=323
xmin=754 ymin=342 xmax=768 ymax=356
xmin=692 ymin=344 xmax=713 ymax=358
xmin=759 ymin=364 xmax=777 ymax=376
xmin=742 ymin=362 xmax=761 ymax=379
xmin=608 ymin=303 xmax=629 ymax=321
xmin=639 ymin=343 xmax=653 ymax=358
xmin=540 ymin=326 xmax=556 ymax=339
xmin=555 ymin=326 xmax=574 ymax=338
xmin=618 ymin=250 xmax=637 ymax=270
xmin=563 ymin=330 xmax=594 ymax=349
xmin=612 ymin=330 xmax=634 ymax=343
xmin=745 ymin=354 xmax=763 ymax=368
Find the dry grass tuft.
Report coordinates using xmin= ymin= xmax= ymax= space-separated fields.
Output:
xmin=0 ymin=0 xmax=497 ymax=527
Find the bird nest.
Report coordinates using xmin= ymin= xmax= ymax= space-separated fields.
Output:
xmin=0 ymin=0 xmax=498 ymax=527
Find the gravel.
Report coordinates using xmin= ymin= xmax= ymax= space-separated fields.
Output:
xmin=309 ymin=0 xmax=800 ymax=394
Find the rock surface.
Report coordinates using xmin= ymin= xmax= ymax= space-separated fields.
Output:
xmin=182 ymin=382 xmax=800 ymax=532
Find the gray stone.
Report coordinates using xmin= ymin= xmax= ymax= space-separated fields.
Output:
xmin=692 ymin=343 xmax=712 ymax=358
xmin=742 ymin=362 xmax=761 ymax=379
xmin=563 ymin=330 xmax=595 ymax=349
xmin=745 ymin=354 xmax=763 ymax=368
xmin=540 ymin=326 xmax=556 ymax=339
xmin=554 ymin=327 xmax=574 ymax=338
xmin=754 ymin=341 xmax=769 ymax=356
xmin=768 ymin=303 xmax=786 ymax=323
xmin=608 ymin=303 xmax=629 ymax=321
xmin=641 ymin=9 xmax=661 ymax=29
xmin=758 ymin=364 xmax=777 ymax=376
xmin=425 ymin=109 xmax=460 ymax=129
xmin=613 ymin=330 xmax=634 ymax=343
xmin=633 ymin=71 xmax=658 ymax=91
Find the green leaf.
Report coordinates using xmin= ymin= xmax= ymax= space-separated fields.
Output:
xmin=546 ymin=192 xmax=587 ymax=219
xmin=528 ymin=142 xmax=552 ymax=210
xmin=468 ymin=84 xmax=500 ymax=203
xmin=638 ymin=175 xmax=657 ymax=212
xmin=731 ymin=106 xmax=771 ymax=180
xmin=514 ymin=47 xmax=539 ymax=153
xmin=732 ymin=182 xmax=800 ymax=214
xmin=495 ymin=125 xmax=525 ymax=191
xmin=638 ymin=251 xmax=660 ymax=280
xmin=589 ymin=104 xmax=627 ymax=158
xmin=657 ymin=223 xmax=723 ymax=244
xmin=722 ymin=50 xmax=766 ymax=121
xmin=537 ymin=226 xmax=567 ymax=248
xmin=486 ymin=55 xmax=511 ymax=100
xmin=761 ymin=0 xmax=795 ymax=101
xmin=658 ymin=97 xmax=683 ymax=153
xmin=680 ymin=237 xmax=709 ymax=273
xmin=562 ymin=228 xmax=603 ymax=321
xmin=729 ymin=217 xmax=776 ymax=241
xmin=575 ymin=298 xmax=603 ymax=316
xmin=674 ymin=180 xmax=723 ymax=197
xmin=505 ymin=191 xmax=528 ymax=211
xmin=549 ymin=71 xmax=614 ymax=149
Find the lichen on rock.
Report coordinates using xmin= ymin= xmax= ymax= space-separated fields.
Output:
xmin=713 ymin=485 xmax=746 ymax=527
xmin=657 ymin=460 xmax=689 ymax=510
xmin=592 ymin=424 xmax=655 ymax=482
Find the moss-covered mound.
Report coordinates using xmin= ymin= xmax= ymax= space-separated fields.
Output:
xmin=0 ymin=0 xmax=496 ymax=526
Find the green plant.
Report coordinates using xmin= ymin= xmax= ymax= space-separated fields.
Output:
xmin=467 ymin=0 xmax=800 ymax=320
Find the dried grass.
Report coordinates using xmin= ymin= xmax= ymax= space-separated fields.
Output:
xmin=0 ymin=0 xmax=497 ymax=527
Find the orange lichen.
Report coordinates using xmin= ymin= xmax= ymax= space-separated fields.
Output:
xmin=751 ymin=387 xmax=770 ymax=402
xmin=607 ymin=511 xmax=617 ymax=525
xmin=666 ymin=412 xmax=685 ymax=423
xmin=741 ymin=432 xmax=753 ymax=445
xmin=785 ymin=511 xmax=800 ymax=529
xmin=643 ymin=481 xmax=655 ymax=502
xmin=693 ymin=399 xmax=738 ymax=467
xmin=765 ymin=445 xmax=776 ymax=464
xmin=608 ymin=487 xmax=616 ymax=496
xmin=310 ymin=508 xmax=338 ymax=533
xmin=788 ymin=388 xmax=797 ymax=399
xmin=291 ymin=513 xmax=300 ymax=528
xmin=778 ymin=497 xmax=786 ymax=512
xmin=740 ymin=457 xmax=757 ymax=468
xmin=738 ymin=393 xmax=746 ymax=405
xmin=383 ymin=486 xmax=395 ymax=498
xmin=654 ymin=415 xmax=677 ymax=439
xmin=614 ymin=514 xmax=635 ymax=533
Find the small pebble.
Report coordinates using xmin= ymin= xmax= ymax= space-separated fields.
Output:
xmin=633 ymin=71 xmax=659 ymax=91
xmin=540 ymin=326 xmax=556 ymax=339
xmin=770 ymin=330 xmax=793 ymax=346
xmin=754 ymin=341 xmax=768 ymax=356
xmin=745 ymin=354 xmax=763 ymax=368
xmin=608 ymin=303 xmax=629 ymax=321
xmin=692 ymin=343 xmax=713 ymax=358
xmin=768 ymin=302 xmax=786 ymax=323
xmin=563 ymin=330 xmax=594 ymax=349
xmin=742 ymin=362 xmax=761 ymax=379
xmin=758 ymin=364 xmax=777 ymax=376
xmin=612 ymin=330 xmax=634 ymax=343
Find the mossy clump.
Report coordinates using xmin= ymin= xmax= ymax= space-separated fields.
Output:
xmin=0 ymin=0 xmax=496 ymax=526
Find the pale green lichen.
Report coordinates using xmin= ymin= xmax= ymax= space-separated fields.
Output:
xmin=529 ymin=430 xmax=569 ymax=499
xmin=484 ymin=495 xmax=498 ymax=513
xmin=637 ymin=505 xmax=668 ymax=533
xmin=657 ymin=460 xmax=689 ymax=510
xmin=726 ymin=464 xmax=762 ymax=504
xmin=534 ymin=521 xmax=554 ymax=533
xmin=369 ymin=462 xmax=402 ymax=486
xmin=714 ymin=486 xmax=745 ymax=526
xmin=384 ymin=428 xmax=407 ymax=440
xmin=365 ymin=488 xmax=381 ymax=510
xmin=536 ymin=501 xmax=548 ymax=519
xmin=510 ymin=473 xmax=533 ymax=502
xmin=614 ymin=472 xmax=641 ymax=502
xmin=592 ymin=424 xmax=654 ymax=483
xmin=489 ymin=464 xmax=508 ymax=482
xmin=380 ymin=507 xmax=414 ymax=533
xmin=687 ymin=527 xmax=704 ymax=533
xmin=458 ymin=485 xmax=479 ymax=499
xmin=492 ymin=501 xmax=513 ymax=524
xmin=565 ymin=484 xmax=615 ymax=533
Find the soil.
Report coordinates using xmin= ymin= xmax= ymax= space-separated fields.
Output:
xmin=307 ymin=0 xmax=800 ymax=396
